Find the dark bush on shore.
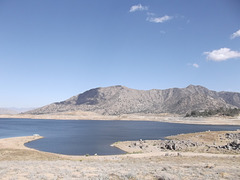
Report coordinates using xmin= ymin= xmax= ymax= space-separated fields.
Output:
xmin=185 ymin=107 xmax=240 ymax=117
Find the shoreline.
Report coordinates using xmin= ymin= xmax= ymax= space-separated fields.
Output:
xmin=0 ymin=113 xmax=240 ymax=125
xmin=0 ymin=130 xmax=239 ymax=160
xmin=0 ymin=136 xmax=44 ymax=150
xmin=0 ymin=131 xmax=240 ymax=179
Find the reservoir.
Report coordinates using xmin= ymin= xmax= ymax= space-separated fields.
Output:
xmin=1 ymin=118 xmax=240 ymax=155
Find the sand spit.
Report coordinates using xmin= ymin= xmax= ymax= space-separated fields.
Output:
xmin=0 ymin=112 xmax=240 ymax=125
xmin=0 ymin=136 xmax=44 ymax=150
xmin=0 ymin=136 xmax=65 ymax=161
xmin=0 ymin=131 xmax=239 ymax=179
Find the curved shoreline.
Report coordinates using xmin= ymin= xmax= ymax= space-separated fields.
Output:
xmin=0 ymin=136 xmax=43 ymax=150
xmin=0 ymin=130 xmax=239 ymax=161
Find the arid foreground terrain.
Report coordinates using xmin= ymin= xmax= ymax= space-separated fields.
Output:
xmin=0 ymin=130 xmax=239 ymax=179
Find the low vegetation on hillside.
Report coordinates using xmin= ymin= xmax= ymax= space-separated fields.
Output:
xmin=185 ymin=107 xmax=240 ymax=117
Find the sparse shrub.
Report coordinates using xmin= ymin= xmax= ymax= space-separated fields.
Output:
xmin=185 ymin=107 xmax=240 ymax=117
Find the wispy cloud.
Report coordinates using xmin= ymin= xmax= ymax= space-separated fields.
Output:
xmin=129 ymin=5 xmax=173 ymax=26
xmin=193 ymin=63 xmax=199 ymax=68
xmin=230 ymin=29 xmax=240 ymax=39
xmin=129 ymin=4 xmax=148 ymax=12
xmin=204 ymin=48 xmax=240 ymax=61
xmin=147 ymin=15 xmax=172 ymax=23
xmin=187 ymin=63 xmax=200 ymax=68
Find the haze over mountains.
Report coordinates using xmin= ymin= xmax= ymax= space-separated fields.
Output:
xmin=0 ymin=107 xmax=36 ymax=114
xmin=26 ymin=85 xmax=240 ymax=116
xmin=0 ymin=108 xmax=18 ymax=115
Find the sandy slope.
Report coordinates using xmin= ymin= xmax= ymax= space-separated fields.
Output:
xmin=0 ymin=131 xmax=239 ymax=179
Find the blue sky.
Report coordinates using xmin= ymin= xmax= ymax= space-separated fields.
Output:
xmin=0 ymin=0 xmax=240 ymax=108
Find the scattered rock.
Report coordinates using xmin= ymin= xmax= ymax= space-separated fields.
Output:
xmin=225 ymin=133 xmax=240 ymax=140
xmin=125 ymin=132 xmax=240 ymax=154
xmin=218 ymin=133 xmax=240 ymax=151
xmin=220 ymin=140 xmax=240 ymax=151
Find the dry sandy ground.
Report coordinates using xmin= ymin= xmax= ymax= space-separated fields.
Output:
xmin=1 ymin=111 xmax=240 ymax=125
xmin=0 ymin=131 xmax=240 ymax=179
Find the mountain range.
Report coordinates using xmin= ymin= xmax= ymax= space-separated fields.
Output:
xmin=26 ymin=85 xmax=240 ymax=116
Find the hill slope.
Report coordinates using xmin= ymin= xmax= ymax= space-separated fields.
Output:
xmin=26 ymin=85 xmax=240 ymax=115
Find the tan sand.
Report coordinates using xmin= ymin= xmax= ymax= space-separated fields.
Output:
xmin=0 ymin=136 xmax=43 ymax=150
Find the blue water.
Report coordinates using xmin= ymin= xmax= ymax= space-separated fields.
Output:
xmin=0 ymin=118 xmax=240 ymax=155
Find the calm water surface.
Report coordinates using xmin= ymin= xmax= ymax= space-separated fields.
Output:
xmin=0 ymin=118 xmax=240 ymax=155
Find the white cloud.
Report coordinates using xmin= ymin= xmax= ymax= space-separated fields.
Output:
xmin=147 ymin=15 xmax=172 ymax=23
xmin=231 ymin=29 xmax=240 ymax=39
xmin=204 ymin=48 xmax=240 ymax=61
xmin=193 ymin=63 xmax=199 ymax=68
xmin=187 ymin=63 xmax=200 ymax=68
xmin=129 ymin=4 xmax=148 ymax=12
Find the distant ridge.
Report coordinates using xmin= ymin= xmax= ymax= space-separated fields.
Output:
xmin=0 ymin=107 xmax=35 ymax=114
xmin=26 ymin=85 xmax=240 ymax=115
xmin=0 ymin=108 xmax=18 ymax=115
